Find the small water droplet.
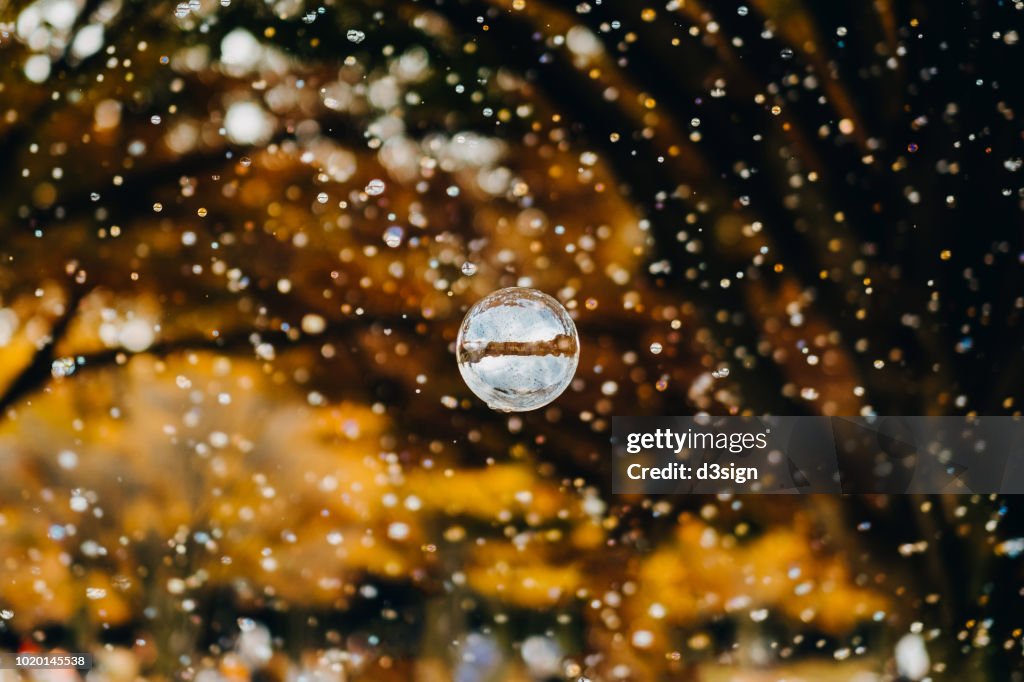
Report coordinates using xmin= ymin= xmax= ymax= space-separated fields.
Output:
xmin=365 ymin=178 xmax=386 ymax=195
xmin=383 ymin=226 xmax=404 ymax=248
xmin=51 ymin=357 xmax=77 ymax=378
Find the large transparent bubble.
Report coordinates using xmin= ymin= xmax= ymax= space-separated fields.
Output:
xmin=456 ymin=288 xmax=580 ymax=412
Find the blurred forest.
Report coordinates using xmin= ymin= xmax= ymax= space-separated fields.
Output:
xmin=0 ymin=0 xmax=1023 ymax=679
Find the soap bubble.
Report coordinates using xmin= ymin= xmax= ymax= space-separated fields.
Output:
xmin=456 ymin=288 xmax=579 ymax=412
